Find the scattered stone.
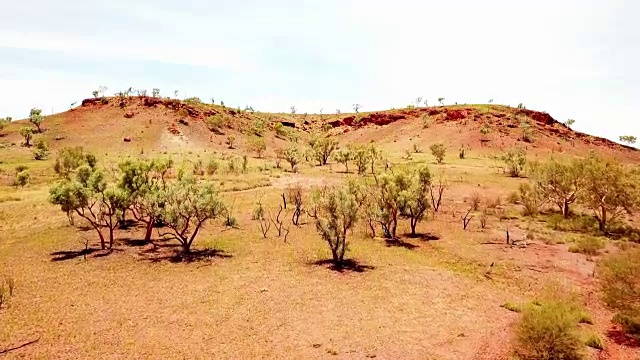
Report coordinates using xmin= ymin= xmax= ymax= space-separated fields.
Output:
xmin=123 ymin=137 xmax=132 ymax=142
xmin=124 ymin=111 xmax=135 ymax=118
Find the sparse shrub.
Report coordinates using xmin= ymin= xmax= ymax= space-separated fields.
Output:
xmin=15 ymin=165 xmax=28 ymax=173
xmin=176 ymin=108 xmax=189 ymax=119
xmin=205 ymin=115 xmax=230 ymax=133
xmin=0 ymin=276 xmax=15 ymax=309
xmin=458 ymin=146 xmax=468 ymax=159
xmin=480 ymin=125 xmax=490 ymax=135
xmin=546 ymin=213 xmax=598 ymax=233
xmin=253 ymin=201 xmax=271 ymax=238
xmin=246 ymin=137 xmax=266 ymax=158
xmin=422 ymin=115 xmax=432 ymax=129
xmin=479 ymin=209 xmax=488 ymax=229
xmin=0 ymin=118 xmax=8 ymax=133
xmin=619 ymin=135 xmax=637 ymax=146
xmin=183 ymin=97 xmax=202 ymax=105
xmin=226 ymin=135 xmax=236 ymax=149
xmin=520 ymin=120 xmax=535 ymax=143
xmin=29 ymin=108 xmax=44 ymax=133
xmin=252 ymin=119 xmax=266 ymax=136
xmin=206 ymin=158 xmax=219 ymax=175
xmin=20 ymin=126 xmax=34 ymax=146
xmin=568 ymin=236 xmax=605 ymax=255
xmin=519 ymin=183 xmax=545 ymax=217
xmin=227 ymin=157 xmax=240 ymax=174
xmin=192 ymin=159 xmax=205 ymax=176
xmin=14 ymin=170 xmax=30 ymax=187
xmin=242 ymin=154 xmax=249 ymax=173
xmin=514 ymin=300 xmax=585 ymax=360
xmin=152 ymin=88 xmax=160 ymax=97
xmin=508 ymin=191 xmax=520 ymax=204
xmin=469 ymin=191 xmax=481 ymax=211
xmin=412 ymin=143 xmax=422 ymax=153
xmin=599 ymin=248 xmax=640 ymax=338
xmin=353 ymin=145 xmax=372 ymax=175
xmin=33 ymin=137 xmax=49 ymax=160
xmin=486 ymin=195 xmax=502 ymax=209
xmin=501 ymin=148 xmax=527 ymax=177
xmin=430 ymin=143 xmax=446 ymax=164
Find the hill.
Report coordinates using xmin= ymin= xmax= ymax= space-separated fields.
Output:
xmin=1 ymin=96 xmax=636 ymax=162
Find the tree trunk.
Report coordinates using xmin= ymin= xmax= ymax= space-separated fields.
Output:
xmin=144 ymin=221 xmax=154 ymax=242
xmin=562 ymin=202 xmax=570 ymax=218
xmin=97 ymin=229 xmax=106 ymax=250
xmin=182 ymin=242 xmax=191 ymax=254
xmin=410 ymin=218 xmax=417 ymax=236
xmin=108 ymin=227 xmax=115 ymax=249
xmin=598 ymin=207 xmax=607 ymax=233
xmin=391 ymin=218 xmax=397 ymax=239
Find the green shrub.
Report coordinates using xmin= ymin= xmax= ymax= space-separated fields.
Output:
xmin=184 ymin=97 xmax=202 ymax=104
xmin=568 ymin=236 xmax=605 ymax=255
xmin=583 ymin=333 xmax=604 ymax=350
xmin=14 ymin=170 xmax=30 ymax=187
xmin=252 ymin=119 xmax=266 ymax=136
xmin=501 ymin=302 xmax=523 ymax=313
xmin=429 ymin=143 xmax=446 ymax=164
xmin=206 ymin=158 xmax=219 ymax=175
xmin=600 ymin=249 xmax=640 ymax=338
xmin=514 ymin=300 xmax=585 ymax=360
xmin=33 ymin=137 xmax=50 ymax=160
xmin=546 ymin=214 xmax=598 ymax=233
xmin=501 ymin=148 xmax=527 ymax=177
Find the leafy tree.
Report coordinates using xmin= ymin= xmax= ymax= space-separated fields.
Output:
xmin=501 ymin=148 xmax=527 ymax=177
xmin=401 ymin=166 xmax=432 ymax=235
xmin=152 ymin=88 xmax=160 ymax=98
xmin=309 ymin=136 xmax=339 ymax=166
xmin=20 ymin=127 xmax=34 ymax=146
xmin=247 ymin=137 xmax=267 ymax=158
xmin=333 ymin=147 xmax=355 ymax=173
xmin=283 ymin=146 xmax=302 ymax=172
xmin=54 ymin=147 xmax=97 ymax=178
xmin=564 ymin=119 xmax=575 ymax=128
xmin=118 ymin=159 xmax=172 ymax=242
xmin=32 ymin=137 xmax=49 ymax=160
xmin=518 ymin=183 xmax=546 ymax=217
xmin=157 ymin=176 xmax=225 ymax=254
xmin=310 ymin=182 xmax=363 ymax=265
xmin=430 ymin=143 xmax=446 ymax=164
xmin=374 ymin=170 xmax=413 ymax=238
xmin=619 ymin=135 xmax=637 ymax=146
xmin=529 ymin=158 xmax=586 ymax=218
xmin=353 ymin=145 xmax=372 ymax=175
xmin=582 ymin=155 xmax=640 ymax=233
xmin=252 ymin=119 xmax=266 ymax=136
xmin=29 ymin=108 xmax=44 ymax=133
xmin=438 ymin=97 xmax=444 ymax=106
xmin=49 ymin=166 xmax=128 ymax=250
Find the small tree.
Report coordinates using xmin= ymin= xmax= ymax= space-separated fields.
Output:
xmin=438 ymin=97 xmax=444 ymax=106
xmin=283 ymin=146 xmax=302 ymax=172
xmin=29 ymin=108 xmax=44 ymax=133
xmin=54 ymin=147 xmax=96 ymax=178
xmin=253 ymin=201 xmax=271 ymax=238
xmin=501 ymin=148 xmax=527 ymax=177
xmin=353 ymin=145 xmax=372 ymax=175
xmin=582 ymin=155 xmax=639 ymax=233
xmin=290 ymin=106 xmax=296 ymax=115
xmin=619 ymin=135 xmax=637 ymax=146
xmin=430 ymin=143 xmax=446 ymax=164
xmin=247 ymin=137 xmax=267 ymax=158
xmin=0 ymin=118 xmax=7 ymax=133
xmin=529 ymin=159 xmax=585 ymax=218
xmin=334 ymin=147 xmax=355 ymax=173
xmin=353 ymin=104 xmax=361 ymax=113
xmin=415 ymin=97 xmax=423 ymax=108
xmin=309 ymin=136 xmax=339 ymax=166
xmin=152 ymin=88 xmax=160 ymax=98
xmin=14 ymin=170 xmax=30 ymax=187
xmin=226 ymin=135 xmax=236 ymax=149
xmin=157 ymin=176 xmax=225 ymax=254
xmin=564 ymin=119 xmax=575 ymax=128
xmin=374 ymin=170 xmax=413 ymax=238
xmin=20 ymin=127 xmax=34 ymax=146
xmin=310 ymin=183 xmax=362 ymax=265
xmin=402 ymin=166 xmax=432 ymax=235
xmin=49 ymin=166 xmax=127 ymax=250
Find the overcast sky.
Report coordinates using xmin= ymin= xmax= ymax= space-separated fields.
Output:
xmin=1 ymin=0 xmax=638 ymax=142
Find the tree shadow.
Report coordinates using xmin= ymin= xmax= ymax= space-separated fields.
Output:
xmin=385 ymin=238 xmax=419 ymax=250
xmin=145 ymin=248 xmax=233 ymax=264
xmin=607 ymin=328 xmax=640 ymax=348
xmin=120 ymin=237 xmax=152 ymax=247
xmin=404 ymin=232 xmax=440 ymax=241
xmin=50 ymin=248 xmax=120 ymax=261
xmin=310 ymin=259 xmax=375 ymax=273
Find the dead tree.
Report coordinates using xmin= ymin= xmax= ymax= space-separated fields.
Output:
xmin=430 ymin=177 xmax=446 ymax=212
xmin=288 ymin=186 xmax=304 ymax=226
xmin=461 ymin=208 xmax=473 ymax=230
xmin=270 ymin=205 xmax=287 ymax=237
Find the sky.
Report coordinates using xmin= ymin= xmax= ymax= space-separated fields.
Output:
xmin=0 ymin=0 xmax=638 ymax=142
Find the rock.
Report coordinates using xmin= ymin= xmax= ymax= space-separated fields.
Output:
xmin=123 ymin=137 xmax=132 ymax=142
xmin=124 ymin=111 xmax=135 ymax=119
